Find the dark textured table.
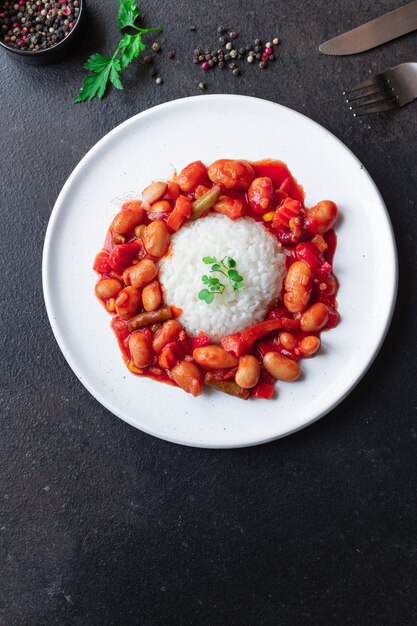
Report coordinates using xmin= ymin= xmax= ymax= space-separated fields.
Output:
xmin=1 ymin=0 xmax=417 ymax=624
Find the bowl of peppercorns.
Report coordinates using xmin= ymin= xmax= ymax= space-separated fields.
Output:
xmin=0 ymin=0 xmax=84 ymax=64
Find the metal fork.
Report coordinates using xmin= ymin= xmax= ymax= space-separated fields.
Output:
xmin=344 ymin=62 xmax=417 ymax=116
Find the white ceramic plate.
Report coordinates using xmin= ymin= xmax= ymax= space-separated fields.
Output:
xmin=42 ymin=95 xmax=397 ymax=448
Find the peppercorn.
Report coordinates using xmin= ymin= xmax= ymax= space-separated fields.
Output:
xmin=205 ymin=53 xmax=211 ymax=60
xmin=229 ymin=31 xmax=237 ymax=38
xmin=229 ymin=49 xmax=237 ymax=58
xmin=199 ymin=81 xmax=207 ymax=90
xmin=208 ymin=59 xmax=213 ymax=67
xmin=254 ymin=45 xmax=261 ymax=53
xmin=218 ymin=36 xmax=225 ymax=44
xmin=217 ymin=26 xmax=226 ymax=33
xmin=218 ymin=61 xmax=225 ymax=69
xmin=155 ymin=76 xmax=162 ymax=84
xmin=189 ymin=25 xmax=196 ymax=31
xmin=152 ymin=42 xmax=160 ymax=52
xmin=225 ymin=42 xmax=232 ymax=50
xmin=247 ymin=55 xmax=254 ymax=63
xmin=193 ymin=48 xmax=200 ymax=55
xmin=193 ymin=57 xmax=199 ymax=64
xmin=254 ymin=38 xmax=261 ymax=45
xmin=224 ymin=53 xmax=230 ymax=61
xmin=259 ymin=61 xmax=267 ymax=69
xmin=143 ymin=55 xmax=153 ymax=64
xmin=198 ymin=54 xmax=204 ymax=61
xmin=266 ymin=41 xmax=272 ymax=48
xmin=212 ymin=56 xmax=218 ymax=63
xmin=269 ymin=54 xmax=274 ymax=61
xmin=256 ymin=52 xmax=262 ymax=60
xmin=229 ymin=62 xmax=236 ymax=69
xmin=272 ymin=37 xmax=279 ymax=45
xmin=232 ymin=68 xmax=240 ymax=76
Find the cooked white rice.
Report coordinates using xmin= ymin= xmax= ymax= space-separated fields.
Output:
xmin=159 ymin=213 xmax=286 ymax=340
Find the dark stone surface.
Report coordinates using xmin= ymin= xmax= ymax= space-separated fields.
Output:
xmin=1 ymin=0 xmax=417 ymax=624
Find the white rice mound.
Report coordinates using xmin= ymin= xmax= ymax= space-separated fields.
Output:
xmin=159 ymin=213 xmax=287 ymax=341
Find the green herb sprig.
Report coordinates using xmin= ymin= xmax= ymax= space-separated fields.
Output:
xmin=198 ymin=256 xmax=244 ymax=304
xmin=75 ymin=0 xmax=161 ymax=103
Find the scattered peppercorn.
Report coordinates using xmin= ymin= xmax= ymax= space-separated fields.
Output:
xmin=232 ymin=68 xmax=239 ymax=76
xmin=143 ymin=55 xmax=153 ymax=64
xmin=272 ymin=37 xmax=279 ymax=45
xmin=247 ymin=55 xmax=254 ymax=63
xmin=155 ymin=76 xmax=162 ymax=84
xmin=152 ymin=42 xmax=160 ymax=52
xmin=199 ymin=81 xmax=206 ymax=90
xmin=229 ymin=31 xmax=237 ymax=38
xmin=189 ymin=25 xmax=196 ymax=31
xmin=225 ymin=41 xmax=232 ymax=50
xmin=229 ymin=49 xmax=237 ymax=58
xmin=217 ymin=26 xmax=226 ymax=33
xmin=218 ymin=36 xmax=225 ymax=44
xmin=259 ymin=61 xmax=267 ymax=69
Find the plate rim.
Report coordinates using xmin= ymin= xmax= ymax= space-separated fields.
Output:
xmin=42 ymin=94 xmax=398 ymax=448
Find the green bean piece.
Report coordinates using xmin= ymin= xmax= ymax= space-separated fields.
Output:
xmin=190 ymin=185 xmax=222 ymax=220
xmin=127 ymin=306 xmax=172 ymax=332
xmin=205 ymin=380 xmax=250 ymax=400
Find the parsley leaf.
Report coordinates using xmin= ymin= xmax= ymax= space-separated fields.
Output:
xmin=74 ymin=56 xmax=118 ymax=102
xmin=118 ymin=0 xmax=141 ymax=29
xmin=118 ymin=32 xmax=145 ymax=70
xmin=75 ymin=1 xmax=161 ymax=103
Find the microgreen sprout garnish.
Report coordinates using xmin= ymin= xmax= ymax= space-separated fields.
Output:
xmin=198 ymin=256 xmax=244 ymax=304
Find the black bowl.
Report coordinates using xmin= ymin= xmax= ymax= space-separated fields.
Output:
xmin=0 ymin=0 xmax=85 ymax=65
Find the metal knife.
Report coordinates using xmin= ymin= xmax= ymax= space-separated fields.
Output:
xmin=319 ymin=0 xmax=417 ymax=55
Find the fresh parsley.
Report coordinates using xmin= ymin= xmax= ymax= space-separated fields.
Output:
xmin=74 ymin=0 xmax=161 ymax=103
xmin=198 ymin=256 xmax=244 ymax=304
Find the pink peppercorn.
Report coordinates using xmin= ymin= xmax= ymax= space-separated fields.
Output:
xmin=12 ymin=21 xmax=19 ymax=28
xmin=201 ymin=61 xmax=209 ymax=70
xmin=265 ymin=47 xmax=272 ymax=55
xmin=21 ymin=26 xmax=28 ymax=33
xmin=17 ymin=38 xmax=24 ymax=46
xmin=62 ymin=5 xmax=71 ymax=15
xmin=19 ymin=0 xmax=25 ymax=5
xmin=68 ymin=21 xmax=74 ymax=28
xmin=0 ymin=13 xmax=5 ymax=18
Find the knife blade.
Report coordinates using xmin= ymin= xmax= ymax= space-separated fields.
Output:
xmin=319 ymin=0 xmax=417 ymax=55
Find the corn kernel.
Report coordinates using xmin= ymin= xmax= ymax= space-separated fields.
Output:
xmin=262 ymin=211 xmax=275 ymax=222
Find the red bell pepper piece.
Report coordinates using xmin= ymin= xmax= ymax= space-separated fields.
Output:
xmin=220 ymin=333 xmax=245 ymax=357
xmin=93 ymin=249 xmax=111 ymax=274
xmin=166 ymin=195 xmax=192 ymax=232
xmin=191 ymin=334 xmax=212 ymax=349
xmin=240 ymin=319 xmax=283 ymax=350
xmin=158 ymin=341 xmax=185 ymax=369
xmin=296 ymin=242 xmax=321 ymax=272
xmin=108 ymin=243 xmax=139 ymax=274
xmin=214 ymin=195 xmax=247 ymax=220
xmin=251 ymin=382 xmax=275 ymax=399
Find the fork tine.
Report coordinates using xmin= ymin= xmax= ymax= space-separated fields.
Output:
xmin=345 ymin=85 xmax=391 ymax=104
xmin=353 ymin=100 xmax=399 ymax=116
xmin=343 ymin=73 xmax=385 ymax=95
xmin=349 ymin=92 xmax=397 ymax=110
